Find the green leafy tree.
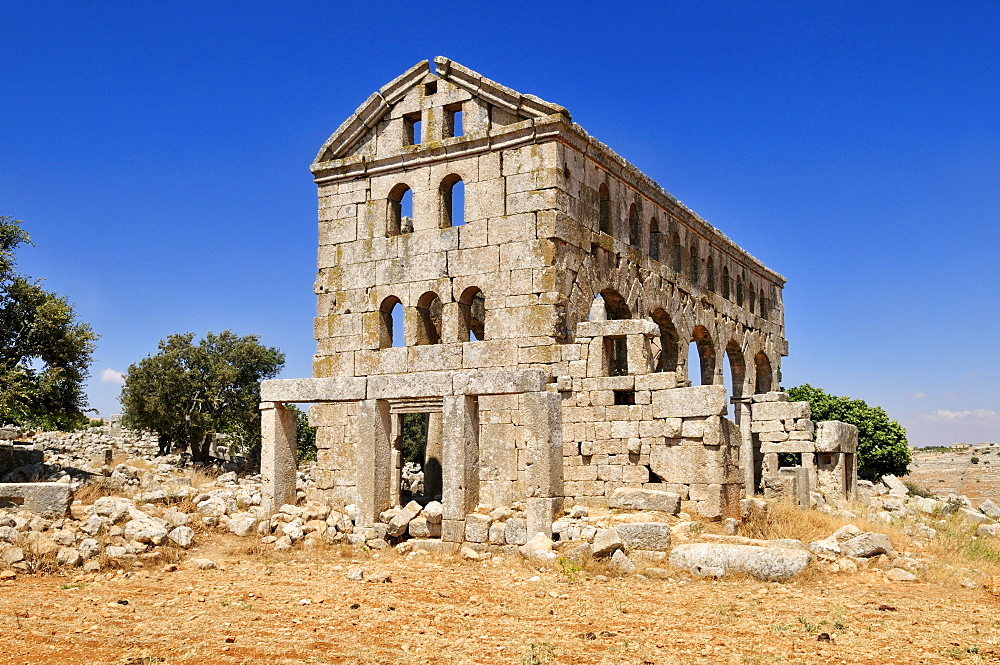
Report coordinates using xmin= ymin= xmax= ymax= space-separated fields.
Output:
xmin=786 ymin=384 xmax=911 ymax=480
xmin=288 ymin=404 xmax=317 ymax=464
xmin=120 ymin=331 xmax=284 ymax=463
xmin=0 ymin=216 xmax=98 ymax=429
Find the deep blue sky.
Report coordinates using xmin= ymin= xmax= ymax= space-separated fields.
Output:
xmin=4 ymin=2 xmax=998 ymax=445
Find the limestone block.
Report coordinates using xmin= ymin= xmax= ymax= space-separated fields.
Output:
xmin=634 ymin=373 xmax=679 ymax=391
xmin=0 ymin=483 xmax=69 ymax=518
xmin=652 ymin=385 xmax=728 ymax=418
xmin=575 ymin=320 xmax=659 ymax=339
xmin=650 ymin=444 xmax=733 ymax=485
xmin=616 ymin=522 xmax=671 ymax=551
xmin=668 ymin=544 xmax=809 ymax=582
xmin=260 ymin=377 xmax=367 ymax=403
xmin=752 ymin=401 xmax=810 ymax=422
xmin=527 ymin=497 xmax=559 ymax=538
xmin=607 ymin=488 xmax=681 ymax=513
xmin=464 ymin=513 xmax=493 ymax=543
xmin=487 ymin=213 xmax=535 ymax=245
xmin=452 ymin=369 xmax=547 ymax=395
xmin=815 ymin=421 xmax=858 ymax=453
xmin=750 ymin=419 xmax=784 ymax=434
xmin=367 ymin=372 xmax=453 ymax=399
xmin=581 ymin=376 xmax=635 ymax=392
xmin=505 ymin=517 xmax=528 ymax=545
xmin=592 ymin=528 xmax=625 ymax=557
xmin=523 ymin=391 xmax=563 ymax=498
xmin=387 ymin=501 xmax=423 ymax=537
xmin=621 ymin=465 xmax=649 ymax=483
xmin=758 ymin=431 xmax=789 ymax=443
xmin=840 ymin=532 xmax=895 ymax=558
xmin=681 ymin=419 xmax=705 ymax=438
xmin=407 ymin=345 xmax=462 ymax=373
xmin=751 ymin=391 xmax=789 ymax=403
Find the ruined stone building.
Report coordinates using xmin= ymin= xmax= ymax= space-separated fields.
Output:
xmin=259 ymin=58 xmax=857 ymax=541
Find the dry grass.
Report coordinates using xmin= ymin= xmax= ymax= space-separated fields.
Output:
xmin=73 ymin=478 xmax=132 ymax=504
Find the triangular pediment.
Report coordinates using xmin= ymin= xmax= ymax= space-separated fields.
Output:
xmin=313 ymin=57 xmax=569 ymax=164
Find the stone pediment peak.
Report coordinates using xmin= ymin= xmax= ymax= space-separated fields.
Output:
xmin=314 ymin=57 xmax=569 ymax=163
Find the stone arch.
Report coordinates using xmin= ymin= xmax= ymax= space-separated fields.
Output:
xmin=379 ymin=295 xmax=403 ymax=349
xmin=691 ymin=325 xmax=716 ymax=386
xmin=458 ymin=286 xmax=486 ymax=342
xmin=439 ymin=174 xmax=465 ymax=227
xmin=415 ymin=291 xmax=443 ymax=345
xmin=598 ymin=288 xmax=632 ymax=320
xmin=628 ymin=203 xmax=640 ymax=248
xmin=754 ymin=351 xmax=773 ymax=393
xmin=387 ymin=184 xmax=413 ymax=236
xmin=651 ymin=308 xmax=679 ymax=373
xmin=598 ymin=183 xmax=612 ymax=235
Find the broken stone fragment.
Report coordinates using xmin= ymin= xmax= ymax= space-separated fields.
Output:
xmin=669 ymin=543 xmax=810 ymax=582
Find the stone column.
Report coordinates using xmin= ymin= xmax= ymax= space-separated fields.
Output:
xmin=802 ymin=451 xmax=818 ymax=499
xmin=441 ymin=395 xmax=479 ymax=542
xmin=260 ymin=402 xmax=297 ymax=515
xmin=523 ymin=391 xmax=563 ymax=538
xmin=424 ymin=412 xmax=444 ymax=498
xmin=355 ymin=399 xmax=392 ymax=526
xmin=733 ymin=397 xmax=754 ymax=497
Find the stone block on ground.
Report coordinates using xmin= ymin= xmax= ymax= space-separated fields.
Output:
xmin=668 ymin=543 xmax=810 ymax=582
xmin=839 ymin=532 xmax=895 ymax=558
xmin=607 ymin=488 xmax=680 ymax=513
xmin=616 ymin=522 xmax=671 ymax=551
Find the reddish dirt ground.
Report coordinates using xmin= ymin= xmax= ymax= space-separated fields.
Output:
xmin=1 ymin=536 xmax=997 ymax=665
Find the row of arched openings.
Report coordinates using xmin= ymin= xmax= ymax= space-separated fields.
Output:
xmin=594 ymin=291 xmax=773 ymax=400
xmin=596 ymin=185 xmax=772 ymax=320
xmin=378 ymin=287 xmax=485 ymax=348
xmin=386 ymin=175 xmax=465 ymax=236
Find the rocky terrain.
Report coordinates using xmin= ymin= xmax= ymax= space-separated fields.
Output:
xmin=0 ymin=430 xmax=999 ymax=663
xmin=906 ymin=444 xmax=1000 ymax=500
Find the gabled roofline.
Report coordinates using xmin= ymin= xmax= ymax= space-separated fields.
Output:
xmin=313 ymin=57 xmax=569 ymax=163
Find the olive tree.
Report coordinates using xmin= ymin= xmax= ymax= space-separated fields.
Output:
xmin=0 ymin=216 xmax=98 ymax=429
xmin=786 ymin=384 xmax=911 ymax=480
xmin=120 ymin=331 xmax=284 ymax=463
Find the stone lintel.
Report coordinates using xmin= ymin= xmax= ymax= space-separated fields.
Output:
xmin=261 ymin=377 xmax=367 ymax=403
xmin=575 ymin=319 xmax=660 ymax=339
xmin=452 ymin=369 xmax=548 ymax=395
xmin=652 ymin=384 xmax=728 ymax=418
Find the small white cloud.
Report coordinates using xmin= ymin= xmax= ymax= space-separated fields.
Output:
xmin=922 ymin=409 xmax=998 ymax=422
xmin=100 ymin=368 xmax=125 ymax=385
xmin=910 ymin=392 xmax=927 ymax=399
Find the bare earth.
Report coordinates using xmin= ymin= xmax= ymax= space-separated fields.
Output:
xmin=906 ymin=448 xmax=1000 ymax=501
xmin=1 ymin=534 xmax=997 ymax=665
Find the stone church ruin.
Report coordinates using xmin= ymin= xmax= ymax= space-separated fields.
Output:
xmin=259 ymin=57 xmax=858 ymax=544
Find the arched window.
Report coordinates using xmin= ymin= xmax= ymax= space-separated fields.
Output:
xmin=670 ymin=232 xmax=682 ymax=273
xmin=628 ymin=204 xmax=640 ymax=248
xmin=459 ymin=286 xmax=486 ymax=342
xmin=598 ymin=184 xmax=612 ymax=235
xmin=754 ymin=351 xmax=772 ymax=393
xmin=722 ymin=267 xmax=731 ymax=300
xmin=379 ymin=296 xmax=404 ymax=349
xmin=648 ymin=217 xmax=661 ymax=261
xmin=736 ymin=275 xmax=744 ymax=307
xmin=689 ymin=244 xmax=700 ymax=283
xmin=387 ymin=184 xmax=413 ymax=236
xmin=598 ymin=289 xmax=631 ymax=320
xmin=440 ymin=175 xmax=465 ymax=227
xmin=759 ymin=289 xmax=769 ymax=320
xmin=706 ymin=255 xmax=716 ymax=292
xmin=415 ymin=292 xmax=443 ymax=344
xmin=651 ymin=308 xmax=678 ymax=373
xmin=690 ymin=325 xmax=716 ymax=386
xmin=748 ymin=287 xmax=756 ymax=314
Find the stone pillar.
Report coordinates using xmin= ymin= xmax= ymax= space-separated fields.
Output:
xmin=260 ymin=402 xmax=297 ymax=515
xmin=523 ymin=391 xmax=563 ymax=538
xmin=733 ymin=397 xmax=754 ymax=496
xmin=802 ymin=451 xmax=818 ymax=498
xmin=763 ymin=452 xmax=779 ymax=478
xmin=424 ymin=411 xmax=444 ymax=498
xmin=355 ymin=399 xmax=392 ymax=527
xmin=441 ymin=395 xmax=479 ymax=542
